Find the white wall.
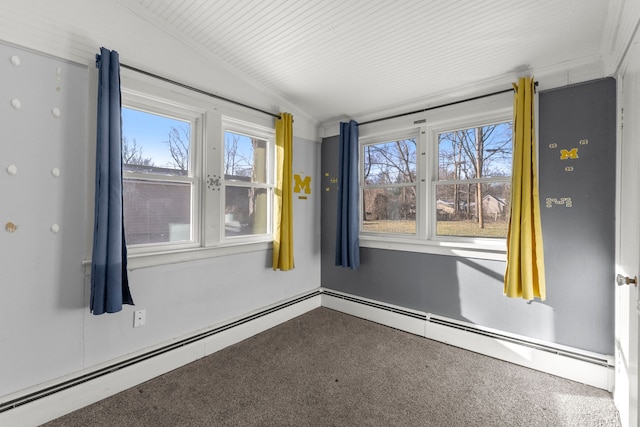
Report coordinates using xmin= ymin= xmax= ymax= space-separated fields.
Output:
xmin=613 ymin=4 xmax=640 ymax=424
xmin=1 ymin=42 xmax=89 ymax=398
xmin=0 ymin=0 xmax=321 ymax=400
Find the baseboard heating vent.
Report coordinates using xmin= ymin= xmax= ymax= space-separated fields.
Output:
xmin=322 ymin=289 xmax=612 ymax=369
xmin=0 ymin=290 xmax=321 ymax=414
xmin=321 ymin=290 xmax=427 ymax=321
xmin=426 ymin=314 xmax=613 ymax=368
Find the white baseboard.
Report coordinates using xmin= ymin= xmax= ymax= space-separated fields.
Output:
xmin=321 ymin=290 xmax=426 ymax=337
xmin=322 ymin=289 xmax=614 ymax=392
xmin=1 ymin=288 xmax=614 ymax=426
xmin=0 ymin=291 xmax=321 ymax=427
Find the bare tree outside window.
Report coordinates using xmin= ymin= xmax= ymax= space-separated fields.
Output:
xmin=121 ymin=107 xmax=195 ymax=245
xmin=437 ymin=121 xmax=512 ymax=237
xmin=362 ymin=138 xmax=417 ymax=234
xmin=224 ymin=132 xmax=256 ymax=178
xmin=164 ymin=126 xmax=190 ymax=172
xmin=223 ymin=131 xmax=270 ymax=237
xmin=122 ymin=136 xmax=154 ymax=167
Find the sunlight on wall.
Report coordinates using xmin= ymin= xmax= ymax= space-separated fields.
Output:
xmin=456 ymin=258 xmax=557 ymax=342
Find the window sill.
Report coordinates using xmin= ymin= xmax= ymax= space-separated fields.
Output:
xmin=359 ymin=235 xmax=506 ymax=261
xmin=84 ymin=241 xmax=272 ymax=272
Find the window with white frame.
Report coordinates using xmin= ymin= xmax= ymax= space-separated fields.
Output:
xmin=121 ymin=103 xmax=200 ymax=248
xmin=362 ymin=135 xmax=417 ymax=234
xmin=435 ymin=121 xmax=512 ymax=239
xmin=359 ymin=94 xmax=513 ymax=257
xmin=222 ymin=119 xmax=274 ymax=239
xmin=119 ymin=73 xmax=276 ymax=265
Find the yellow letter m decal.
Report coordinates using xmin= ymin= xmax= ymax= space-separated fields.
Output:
xmin=293 ymin=174 xmax=311 ymax=194
xmin=560 ymin=148 xmax=579 ymax=160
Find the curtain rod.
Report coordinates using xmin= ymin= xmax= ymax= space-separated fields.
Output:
xmin=358 ymin=82 xmax=538 ymax=127
xmin=119 ymin=63 xmax=282 ymax=120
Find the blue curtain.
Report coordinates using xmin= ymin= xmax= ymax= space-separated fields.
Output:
xmin=90 ymin=48 xmax=134 ymax=315
xmin=335 ymin=120 xmax=360 ymax=268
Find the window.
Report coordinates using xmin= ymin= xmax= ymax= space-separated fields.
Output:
xmin=222 ymin=121 xmax=274 ymax=239
xmin=358 ymin=94 xmax=513 ymax=259
xmin=118 ymin=72 xmax=277 ymax=267
xmin=121 ymin=105 xmax=199 ymax=248
xmin=362 ymin=137 xmax=417 ymax=234
xmin=435 ymin=122 xmax=512 ymax=238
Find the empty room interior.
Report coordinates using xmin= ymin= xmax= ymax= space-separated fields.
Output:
xmin=2 ymin=1 xmax=640 ymax=425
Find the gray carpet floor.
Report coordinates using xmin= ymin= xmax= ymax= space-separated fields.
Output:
xmin=42 ymin=308 xmax=620 ymax=426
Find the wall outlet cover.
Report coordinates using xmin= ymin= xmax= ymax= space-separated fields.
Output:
xmin=134 ymin=309 xmax=146 ymax=328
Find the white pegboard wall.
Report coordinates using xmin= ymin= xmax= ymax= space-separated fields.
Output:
xmin=0 ymin=41 xmax=90 ymax=397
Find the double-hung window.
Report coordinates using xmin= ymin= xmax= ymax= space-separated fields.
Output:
xmin=222 ymin=119 xmax=274 ymax=240
xmin=435 ymin=121 xmax=512 ymax=239
xmin=119 ymin=71 xmax=276 ymax=267
xmin=361 ymin=134 xmax=418 ymax=234
xmin=359 ymin=93 xmax=513 ymax=259
xmin=121 ymin=100 xmax=201 ymax=250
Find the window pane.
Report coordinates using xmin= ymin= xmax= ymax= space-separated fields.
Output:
xmin=224 ymin=131 xmax=268 ymax=183
xmin=123 ymin=179 xmax=192 ymax=245
xmin=362 ymin=186 xmax=416 ymax=234
xmin=438 ymin=122 xmax=512 ymax=180
xmin=363 ymin=139 xmax=416 ymax=185
xmin=435 ymin=182 xmax=510 ymax=238
xmin=122 ymin=107 xmax=191 ymax=176
xmin=225 ymin=186 xmax=269 ymax=237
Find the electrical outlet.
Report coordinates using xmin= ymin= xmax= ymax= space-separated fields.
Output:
xmin=134 ymin=309 xmax=146 ymax=328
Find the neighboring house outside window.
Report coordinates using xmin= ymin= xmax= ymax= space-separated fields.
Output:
xmin=435 ymin=121 xmax=512 ymax=239
xmin=119 ymin=71 xmax=275 ymax=268
xmin=222 ymin=119 xmax=274 ymax=240
xmin=358 ymin=93 xmax=513 ymax=260
xmin=122 ymin=106 xmax=198 ymax=247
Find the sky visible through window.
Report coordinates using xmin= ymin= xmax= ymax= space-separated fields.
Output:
xmin=438 ymin=121 xmax=513 ymax=179
xmin=122 ymin=107 xmax=256 ymax=172
xmin=122 ymin=107 xmax=189 ymax=169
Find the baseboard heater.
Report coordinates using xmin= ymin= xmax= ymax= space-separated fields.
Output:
xmin=322 ymin=290 xmax=427 ymax=320
xmin=425 ymin=314 xmax=612 ymax=368
xmin=321 ymin=290 xmax=613 ymax=369
xmin=0 ymin=290 xmax=321 ymax=414
xmin=1 ymin=288 xmax=612 ymax=415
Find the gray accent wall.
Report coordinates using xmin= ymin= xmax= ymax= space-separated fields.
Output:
xmin=321 ymin=78 xmax=616 ymax=355
xmin=538 ymin=78 xmax=616 ymax=353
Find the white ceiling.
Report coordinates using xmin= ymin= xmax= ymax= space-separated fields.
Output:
xmin=126 ymin=0 xmax=614 ymax=125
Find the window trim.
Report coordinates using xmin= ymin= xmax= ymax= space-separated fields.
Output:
xmin=114 ymin=69 xmax=277 ymax=270
xmin=428 ymin=111 xmax=513 ymax=245
xmin=220 ymin=117 xmax=276 ymax=244
xmin=358 ymin=93 xmax=513 ymax=260
xmin=360 ymin=130 xmax=419 ymax=236
xmin=121 ymin=95 xmax=204 ymax=254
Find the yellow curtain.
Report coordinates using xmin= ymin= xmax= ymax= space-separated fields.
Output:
xmin=504 ymin=77 xmax=546 ymax=300
xmin=273 ymin=112 xmax=294 ymax=271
